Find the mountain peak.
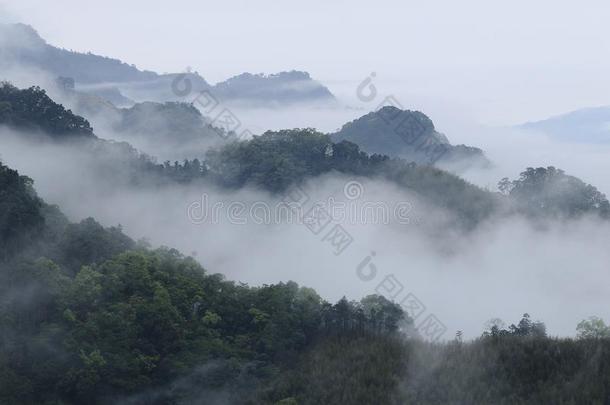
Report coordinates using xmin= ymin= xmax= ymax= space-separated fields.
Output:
xmin=332 ymin=107 xmax=487 ymax=168
xmin=374 ymin=106 xmax=439 ymax=135
xmin=212 ymin=70 xmax=335 ymax=105
xmin=0 ymin=23 xmax=46 ymax=49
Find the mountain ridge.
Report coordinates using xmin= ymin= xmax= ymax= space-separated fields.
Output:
xmin=0 ymin=23 xmax=335 ymax=105
xmin=520 ymin=105 xmax=610 ymax=143
xmin=331 ymin=106 xmax=489 ymax=168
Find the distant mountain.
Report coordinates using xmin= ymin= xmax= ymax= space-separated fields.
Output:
xmin=4 ymin=83 xmax=607 ymax=228
xmin=0 ymin=83 xmax=211 ymax=185
xmin=212 ymin=71 xmax=336 ymax=105
xmin=112 ymin=72 xmax=212 ymax=104
xmin=0 ymin=23 xmax=157 ymax=83
xmin=52 ymin=82 xmax=228 ymax=160
xmin=520 ymin=106 xmax=610 ymax=143
xmin=0 ymin=23 xmax=335 ymax=106
xmin=78 ymin=86 xmax=134 ymax=107
xmin=331 ymin=106 xmax=489 ymax=168
xmin=0 ymin=83 xmax=495 ymax=228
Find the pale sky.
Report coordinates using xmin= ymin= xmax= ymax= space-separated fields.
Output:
xmin=3 ymin=0 xmax=610 ymax=124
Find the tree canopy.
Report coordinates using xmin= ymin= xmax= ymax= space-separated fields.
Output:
xmin=0 ymin=83 xmax=94 ymax=137
xmin=500 ymin=166 xmax=610 ymax=219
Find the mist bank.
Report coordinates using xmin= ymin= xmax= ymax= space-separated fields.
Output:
xmin=1 ymin=128 xmax=609 ymax=340
xmin=2 ymin=74 xmax=609 ymax=340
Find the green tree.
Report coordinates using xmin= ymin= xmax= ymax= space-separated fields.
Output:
xmin=576 ymin=316 xmax=610 ymax=339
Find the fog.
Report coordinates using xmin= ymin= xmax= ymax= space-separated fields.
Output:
xmin=2 ymin=124 xmax=610 ymax=341
xmin=2 ymin=3 xmax=610 ymax=342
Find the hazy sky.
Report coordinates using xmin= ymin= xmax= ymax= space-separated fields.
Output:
xmin=3 ymin=0 xmax=610 ymax=124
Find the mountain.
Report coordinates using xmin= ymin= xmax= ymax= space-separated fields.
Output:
xmin=78 ymin=86 xmax=134 ymax=107
xmin=520 ymin=106 xmax=610 ymax=143
xmin=0 ymin=158 xmax=411 ymax=404
xmin=500 ymin=166 xmax=610 ymax=219
xmin=206 ymin=128 xmax=500 ymax=227
xmin=0 ymin=23 xmax=335 ymax=106
xmin=2 ymin=136 xmax=610 ymax=405
xmin=0 ymin=82 xmax=94 ymax=138
xmin=108 ymin=72 xmax=212 ymax=104
xmin=110 ymin=100 xmax=228 ymax=159
xmin=331 ymin=106 xmax=489 ymax=168
xmin=0 ymin=83 xmax=211 ymax=186
xmin=0 ymin=82 xmax=496 ymax=227
xmin=7 ymin=82 xmax=605 ymax=228
xmin=0 ymin=23 xmax=157 ymax=84
xmin=212 ymin=71 xmax=336 ymax=105
xmin=55 ymin=81 xmax=227 ymax=160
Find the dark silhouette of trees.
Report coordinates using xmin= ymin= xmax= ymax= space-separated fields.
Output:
xmin=0 ymin=82 xmax=94 ymax=137
xmin=502 ymin=166 xmax=610 ymax=218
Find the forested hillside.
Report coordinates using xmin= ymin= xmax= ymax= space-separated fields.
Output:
xmin=212 ymin=71 xmax=336 ymax=105
xmin=3 ymin=83 xmax=608 ymax=230
xmin=331 ymin=106 xmax=488 ymax=167
xmin=2 ymin=160 xmax=610 ymax=404
xmin=0 ymin=83 xmax=94 ymax=138
xmin=2 ymin=72 xmax=610 ymax=405
xmin=3 ymin=3 xmax=610 ymax=404
xmin=0 ymin=160 xmax=410 ymax=404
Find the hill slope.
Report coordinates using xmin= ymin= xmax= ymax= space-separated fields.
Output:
xmin=0 ymin=159 xmax=410 ymax=404
xmin=0 ymin=23 xmax=157 ymax=84
xmin=212 ymin=71 xmax=336 ymax=105
xmin=0 ymin=23 xmax=335 ymax=105
xmin=331 ymin=106 xmax=488 ymax=168
xmin=520 ymin=106 xmax=610 ymax=143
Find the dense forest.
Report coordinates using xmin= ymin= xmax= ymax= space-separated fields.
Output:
xmin=0 ymin=160 xmax=410 ymax=404
xmin=0 ymin=83 xmax=94 ymax=138
xmin=2 ymin=161 xmax=610 ymax=404
xmin=3 ymin=81 xmax=610 ymax=404
xmin=331 ymin=106 xmax=487 ymax=166
xmin=2 ymin=83 xmax=609 ymax=230
xmin=4 ymin=3 xmax=610 ymax=402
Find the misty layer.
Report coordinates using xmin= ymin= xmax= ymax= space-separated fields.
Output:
xmin=2 ymin=24 xmax=610 ymax=403
xmin=0 ymin=159 xmax=413 ymax=404
xmin=2 ymin=82 xmax=610 ymax=343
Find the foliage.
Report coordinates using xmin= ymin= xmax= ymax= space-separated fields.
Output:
xmin=3 ymin=92 xmax=610 ymax=402
xmin=260 ymin=334 xmax=409 ymax=405
xmin=261 ymin=314 xmax=610 ymax=405
xmin=206 ymin=128 xmax=498 ymax=226
xmin=0 ymin=163 xmax=409 ymax=403
xmin=0 ymin=82 xmax=94 ymax=137
xmin=0 ymin=162 xmax=44 ymax=260
xmin=500 ymin=166 xmax=610 ymax=219
xmin=115 ymin=101 xmax=219 ymax=145
xmin=331 ymin=106 xmax=487 ymax=166
xmin=577 ymin=316 xmax=610 ymax=339
xmin=212 ymin=71 xmax=335 ymax=104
